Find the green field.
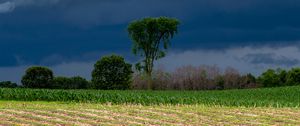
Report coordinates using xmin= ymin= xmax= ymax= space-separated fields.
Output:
xmin=1 ymin=86 xmax=300 ymax=107
xmin=1 ymin=86 xmax=300 ymax=125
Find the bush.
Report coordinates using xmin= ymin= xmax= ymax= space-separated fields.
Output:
xmin=133 ymin=65 xmax=222 ymax=90
xmin=52 ymin=76 xmax=71 ymax=89
xmin=215 ymin=75 xmax=225 ymax=90
xmin=132 ymin=65 xmax=261 ymax=90
xmin=0 ymin=81 xmax=18 ymax=88
xmin=278 ymin=69 xmax=287 ymax=86
xmin=132 ymin=73 xmax=151 ymax=90
xmin=69 ymin=76 xmax=89 ymax=89
xmin=286 ymin=68 xmax=300 ymax=86
xmin=21 ymin=66 xmax=54 ymax=88
xmin=223 ymin=67 xmax=241 ymax=89
xmin=52 ymin=76 xmax=89 ymax=89
xmin=171 ymin=65 xmax=220 ymax=90
xmin=257 ymin=69 xmax=278 ymax=87
xmin=92 ymin=55 xmax=133 ymax=90
xmin=152 ymin=69 xmax=171 ymax=90
xmin=258 ymin=68 xmax=287 ymax=87
xmin=239 ymin=73 xmax=257 ymax=88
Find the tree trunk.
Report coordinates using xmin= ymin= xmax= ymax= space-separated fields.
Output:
xmin=145 ymin=58 xmax=153 ymax=90
xmin=146 ymin=72 xmax=152 ymax=90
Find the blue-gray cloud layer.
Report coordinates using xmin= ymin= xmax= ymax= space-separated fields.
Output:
xmin=242 ymin=53 xmax=300 ymax=66
xmin=0 ymin=0 xmax=299 ymax=77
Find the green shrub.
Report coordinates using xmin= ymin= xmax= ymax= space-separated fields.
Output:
xmin=21 ymin=66 xmax=54 ymax=88
xmin=52 ymin=76 xmax=89 ymax=89
xmin=0 ymin=81 xmax=18 ymax=88
xmin=215 ymin=75 xmax=225 ymax=90
xmin=52 ymin=76 xmax=71 ymax=89
xmin=69 ymin=76 xmax=89 ymax=89
xmin=258 ymin=69 xmax=280 ymax=87
xmin=92 ymin=55 xmax=133 ymax=90
xmin=286 ymin=68 xmax=300 ymax=86
xmin=278 ymin=69 xmax=287 ymax=86
xmin=257 ymin=68 xmax=288 ymax=87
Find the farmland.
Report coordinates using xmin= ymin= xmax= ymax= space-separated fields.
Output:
xmin=1 ymin=86 xmax=300 ymax=125
xmin=0 ymin=101 xmax=300 ymax=125
xmin=1 ymin=86 xmax=300 ymax=107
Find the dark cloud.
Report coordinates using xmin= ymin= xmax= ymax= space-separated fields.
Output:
xmin=242 ymin=53 xmax=300 ymax=66
xmin=0 ymin=0 xmax=299 ymax=69
xmin=57 ymin=0 xmax=300 ymax=28
xmin=158 ymin=45 xmax=300 ymax=76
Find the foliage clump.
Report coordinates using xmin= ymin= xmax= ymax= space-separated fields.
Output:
xmin=21 ymin=66 xmax=54 ymax=88
xmin=52 ymin=76 xmax=89 ymax=89
xmin=257 ymin=68 xmax=287 ymax=87
xmin=286 ymin=68 xmax=300 ymax=85
xmin=0 ymin=81 xmax=18 ymax=88
xmin=92 ymin=55 xmax=133 ymax=90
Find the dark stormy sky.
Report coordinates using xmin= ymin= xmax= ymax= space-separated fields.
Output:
xmin=0 ymin=0 xmax=300 ymax=82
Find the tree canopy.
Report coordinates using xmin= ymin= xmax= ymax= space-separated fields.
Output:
xmin=128 ymin=17 xmax=180 ymax=77
xmin=21 ymin=66 xmax=54 ymax=88
xmin=91 ymin=55 xmax=133 ymax=90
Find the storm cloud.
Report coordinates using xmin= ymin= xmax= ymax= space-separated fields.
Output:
xmin=0 ymin=0 xmax=299 ymax=82
xmin=0 ymin=1 xmax=14 ymax=13
xmin=0 ymin=0 xmax=60 ymax=13
xmin=242 ymin=53 xmax=300 ymax=66
xmin=158 ymin=44 xmax=300 ymax=75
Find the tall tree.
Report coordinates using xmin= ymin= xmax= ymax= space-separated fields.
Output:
xmin=128 ymin=17 xmax=180 ymax=82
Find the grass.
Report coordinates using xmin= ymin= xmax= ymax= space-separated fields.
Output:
xmin=0 ymin=101 xmax=299 ymax=125
xmin=0 ymin=86 xmax=300 ymax=107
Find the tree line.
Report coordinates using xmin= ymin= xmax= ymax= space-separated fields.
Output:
xmin=2 ymin=57 xmax=300 ymax=90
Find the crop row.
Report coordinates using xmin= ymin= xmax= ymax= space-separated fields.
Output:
xmin=0 ymin=86 xmax=299 ymax=107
